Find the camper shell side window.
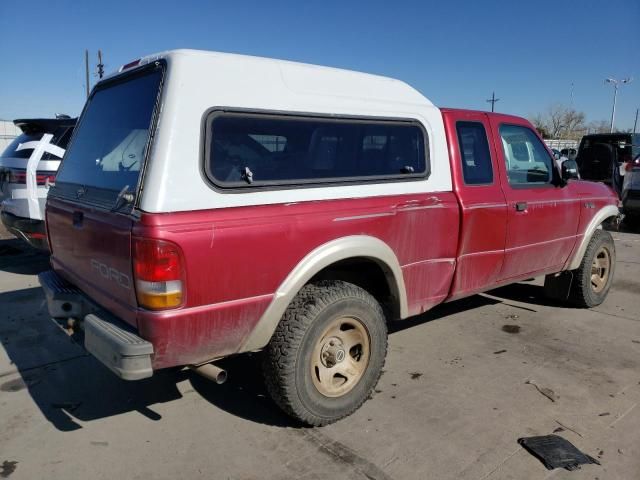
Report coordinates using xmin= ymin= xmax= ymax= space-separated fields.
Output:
xmin=203 ymin=110 xmax=430 ymax=190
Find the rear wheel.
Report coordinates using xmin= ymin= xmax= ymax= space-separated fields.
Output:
xmin=263 ymin=280 xmax=387 ymax=426
xmin=569 ymin=229 xmax=615 ymax=307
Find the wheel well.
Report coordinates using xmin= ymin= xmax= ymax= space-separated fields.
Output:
xmin=309 ymin=257 xmax=400 ymax=320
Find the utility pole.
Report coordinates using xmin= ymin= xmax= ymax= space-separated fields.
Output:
xmin=605 ymin=77 xmax=632 ymax=133
xmin=633 ymin=107 xmax=639 ymax=135
xmin=97 ymin=50 xmax=104 ymax=79
xmin=486 ymin=92 xmax=500 ymax=112
xmin=84 ymin=49 xmax=90 ymax=98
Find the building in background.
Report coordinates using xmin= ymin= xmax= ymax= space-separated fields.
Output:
xmin=544 ymin=139 xmax=579 ymax=151
xmin=0 ymin=120 xmax=21 ymax=152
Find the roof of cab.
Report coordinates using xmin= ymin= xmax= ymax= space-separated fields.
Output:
xmin=110 ymin=49 xmax=434 ymax=108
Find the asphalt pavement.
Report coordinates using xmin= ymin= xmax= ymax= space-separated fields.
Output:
xmin=0 ymin=223 xmax=639 ymax=480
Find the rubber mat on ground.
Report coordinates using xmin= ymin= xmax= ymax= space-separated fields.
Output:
xmin=517 ymin=435 xmax=601 ymax=471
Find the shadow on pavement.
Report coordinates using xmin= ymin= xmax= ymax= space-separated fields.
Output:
xmin=0 ymin=284 xmax=299 ymax=430
xmin=486 ymin=282 xmax=561 ymax=308
xmin=1 ymin=285 xmax=511 ymax=429
xmin=388 ymin=294 xmax=500 ymax=334
xmin=0 ymin=281 xmax=557 ymax=429
xmin=0 ymin=286 xmax=188 ymax=432
xmin=190 ymin=353 xmax=300 ymax=427
xmin=0 ymin=238 xmax=50 ymax=275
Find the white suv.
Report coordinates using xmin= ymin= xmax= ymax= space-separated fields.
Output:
xmin=0 ymin=117 xmax=75 ymax=249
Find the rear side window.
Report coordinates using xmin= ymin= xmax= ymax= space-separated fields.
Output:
xmin=42 ymin=127 xmax=74 ymax=160
xmin=204 ymin=112 xmax=428 ymax=188
xmin=456 ymin=121 xmax=493 ymax=184
xmin=1 ymin=126 xmax=74 ymax=160
xmin=1 ymin=133 xmax=46 ymax=159
xmin=499 ymin=124 xmax=553 ymax=186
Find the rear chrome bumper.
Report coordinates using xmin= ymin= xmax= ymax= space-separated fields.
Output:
xmin=38 ymin=270 xmax=153 ymax=380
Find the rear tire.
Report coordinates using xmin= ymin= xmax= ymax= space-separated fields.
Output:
xmin=263 ymin=280 xmax=387 ymax=426
xmin=568 ymin=229 xmax=615 ymax=307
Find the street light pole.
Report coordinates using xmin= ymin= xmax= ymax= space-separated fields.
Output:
xmin=605 ymin=77 xmax=632 ymax=133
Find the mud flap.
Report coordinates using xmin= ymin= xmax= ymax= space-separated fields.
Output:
xmin=543 ymin=271 xmax=574 ymax=301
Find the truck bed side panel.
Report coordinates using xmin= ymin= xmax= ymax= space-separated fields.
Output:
xmin=135 ymin=192 xmax=459 ymax=368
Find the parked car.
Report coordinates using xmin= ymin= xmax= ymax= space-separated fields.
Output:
xmin=39 ymin=50 xmax=619 ymax=425
xmin=621 ymin=153 xmax=640 ymax=222
xmin=0 ymin=117 xmax=76 ymax=249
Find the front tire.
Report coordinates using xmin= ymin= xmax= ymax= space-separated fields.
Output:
xmin=263 ymin=280 xmax=387 ymax=426
xmin=569 ymin=229 xmax=616 ymax=307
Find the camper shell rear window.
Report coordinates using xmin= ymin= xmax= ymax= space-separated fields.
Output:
xmin=52 ymin=62 xmax=164 ymax=208
xmin=203 ymin=110 xmax=429 ymax=190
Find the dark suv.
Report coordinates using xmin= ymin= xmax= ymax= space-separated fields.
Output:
xmin=576 ymin=133 xmax=639 ymax=192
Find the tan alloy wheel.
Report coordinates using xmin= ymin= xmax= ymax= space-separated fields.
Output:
xmin=590 ymin=246 xmax=611 ymax=293
xmin=311 ymin=316 xmax=371 ymax=398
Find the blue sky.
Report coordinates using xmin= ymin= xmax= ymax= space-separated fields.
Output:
xmin=1 ymin=0 xmax=638 ymax=129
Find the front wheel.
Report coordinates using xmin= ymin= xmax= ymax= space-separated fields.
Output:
xmin=569 ymin=229 xmax=616 ymax=307
xmin=263 ymin=280 xmax=387 ymax=426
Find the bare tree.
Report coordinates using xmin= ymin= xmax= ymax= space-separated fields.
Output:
xmin=529 ymin=104 xmax=586 ymax=139
xmin=547 ymin=104 xmax=567 ymax=138
xmin=529 ymin=113 xmax=550 ymax=138
xmin=562 ymin=108 xmax=586 ymax=136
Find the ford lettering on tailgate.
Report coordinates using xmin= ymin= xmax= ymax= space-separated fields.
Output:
xmin=90 ymin=259 xmax=131 ymax=290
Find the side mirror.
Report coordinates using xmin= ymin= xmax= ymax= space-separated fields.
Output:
xmin=561 ymin=159 xmax=580 ymax=181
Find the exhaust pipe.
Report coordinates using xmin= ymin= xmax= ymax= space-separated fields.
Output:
xmin=189 ymin=363 xmax=227 ymax=384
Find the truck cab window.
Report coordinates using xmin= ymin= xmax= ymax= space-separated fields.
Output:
xmin=456 ymin=121 xmax=493 ymax=184
xmin=499 ymin=124 xmax=553 ymax=186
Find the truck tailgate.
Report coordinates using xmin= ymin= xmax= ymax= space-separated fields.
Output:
xmin=47 ymin=198 xmax=138 ymax=327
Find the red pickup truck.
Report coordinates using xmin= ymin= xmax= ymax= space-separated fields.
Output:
xmin=40 ymin=50 xmax=619 ymax=426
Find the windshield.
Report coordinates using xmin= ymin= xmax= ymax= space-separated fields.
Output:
xmin=54 ymin=65 xmax=163 ymax=203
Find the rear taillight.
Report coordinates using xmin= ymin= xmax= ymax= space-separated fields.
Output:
xmin=37 ymin=172 xmax=56 ymax=185
xmin=133 ymin=238 xmax=185 ymax=310
xmin=6 ymin=169 xmax=56 ymax=185
xmin=8 ymin=169 xmax=27 ymax=184
xmin=121 ymin=59 xmax=141 ymax=71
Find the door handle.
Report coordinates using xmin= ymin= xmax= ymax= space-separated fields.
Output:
xmin=515 ymin=202 xmax=527 ymax=212
xmin=72 ymin=211 xmax=84 ymax=228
